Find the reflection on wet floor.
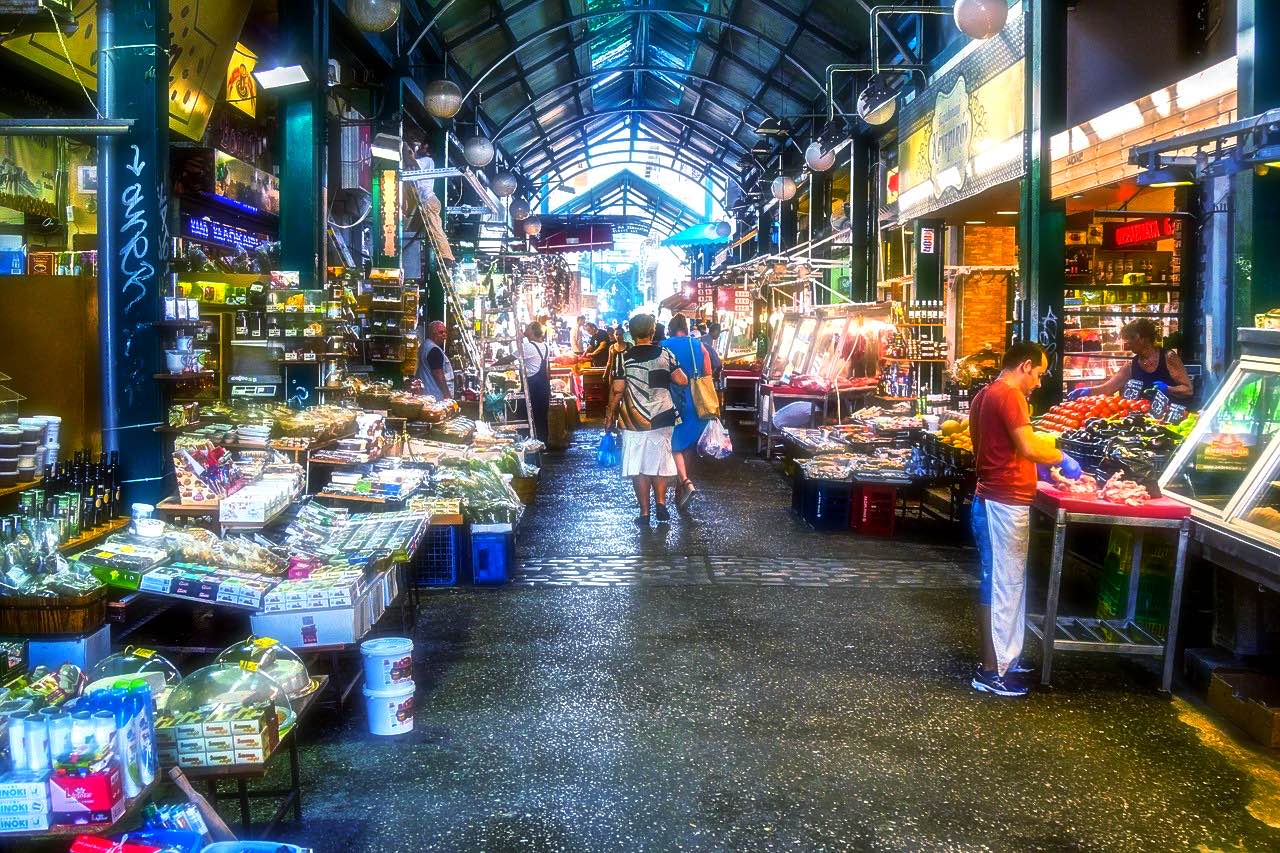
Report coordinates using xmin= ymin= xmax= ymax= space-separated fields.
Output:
xmin=280 ymin=429 xmax=1280 ymax=852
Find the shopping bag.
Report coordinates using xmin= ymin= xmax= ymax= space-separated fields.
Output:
xmin=697 ymin=418 xmax=733 ymax=459
xmin=597 ymin=430 xmax=621 ymax=467
xmin=684 ymin=338 xmax=721 ymax=420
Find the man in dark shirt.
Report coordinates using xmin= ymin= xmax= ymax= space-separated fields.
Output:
xmin=585 ymin=323 xmax=612 ymax=367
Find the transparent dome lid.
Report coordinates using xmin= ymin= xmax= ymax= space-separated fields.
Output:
xmin=90 ymin=647 xmax=182 ymax=686
xmin=214 ymin=635 xmax=316 ymax=700
xmin=164 ymin=663 xmax=294 ymax=722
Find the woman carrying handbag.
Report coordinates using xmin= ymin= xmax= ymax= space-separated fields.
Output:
xmin=662 ymin=314 xmax=718 ymax=511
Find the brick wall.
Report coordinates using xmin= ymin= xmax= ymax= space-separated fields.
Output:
xmin=958 ymin=226 xmax=1016 ymax=357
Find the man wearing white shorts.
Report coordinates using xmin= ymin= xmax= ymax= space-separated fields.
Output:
xmin=968 ymin=341 xmax=1080 ymax=697
xmin=604 ymin=313 xmax=689 ymax=525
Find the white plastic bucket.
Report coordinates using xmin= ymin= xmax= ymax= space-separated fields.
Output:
xmin=360 ymin=637 xmax=414 ymax=689
xmin=363 ymin=681 xmax=415 ymax=736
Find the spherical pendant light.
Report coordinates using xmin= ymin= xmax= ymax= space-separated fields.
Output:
xmin=425 ymin=79 xmax=463 ymax=120
xmin=770 ymin=176 xmax=797 ymax=201
xmin=805 ymin=141 xmax=837 ymax=172
xmin=954 ymin=0 xmax=1009 ymax=40
xmin=492 ymin=170 xmax=518 ymax=198
xmin=714 ymin=220 xmax=732 ymax=238
xmin=509 ymin=198 xmax=531 ymax=221
xmin=346 ymin=0 xmax=400 ymax=33
xmin=463 ymin=135 xmax=495 ymax=168
xmin=857 ymin=76 xmax=897 ymax=126
xmin=522 ymin=216 xmax=542 ymax=237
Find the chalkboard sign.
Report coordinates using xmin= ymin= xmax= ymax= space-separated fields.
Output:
xmin=1122 ymin=379 xmax=1145 ymax=400
xmin=1167 ymin=404 xmax=1188 ymax=424
xmin=1150 ymin=390 xmax=1171 ymax=421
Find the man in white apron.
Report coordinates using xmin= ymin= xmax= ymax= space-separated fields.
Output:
xmin=968 ymin=341 xmax=1081 ymax=697
xmin=416 ymin=320 xmax=454 ymax=400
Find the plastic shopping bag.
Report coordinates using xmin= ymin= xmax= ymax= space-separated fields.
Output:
xmin=697 ymin=419 xmax=733 ymax=459
xmin=597 ymin=430 xmax=621 ymax=467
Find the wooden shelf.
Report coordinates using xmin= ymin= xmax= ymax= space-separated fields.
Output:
xmin=153 ymin=370 xmax=217 ymax=380
xmin=150 ymin=318 xmax=212 ymax=329
xmin=60 ymin=517 xmax=129 ymax=553
xmin=0 ymin=477 xmax=42 ymax=499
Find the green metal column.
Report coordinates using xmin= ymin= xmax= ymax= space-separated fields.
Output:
xmin=913 ymin=218 xmax=944 ymax=301
xmin=1018 ymin=0 xmax=1068 ymax=409
xmin=96 ymin=0 xmax=168 ymax=504
xmin=849 ymin=136 xmax=872 ymax=302
xmin=278 ymin=0 xmax=328 ymax=290
xmin=1234 ymin=0 xmax=1280 ymax=335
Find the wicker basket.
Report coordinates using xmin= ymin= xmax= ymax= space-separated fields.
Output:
xmin=0 ymin=588 xmax=107 ymax=636
xmin=512 ymin=475 xmax=538 ymax=505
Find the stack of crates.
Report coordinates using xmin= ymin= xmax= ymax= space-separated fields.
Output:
xmin=851 ymin=485 xmax=897 ymax=538
xmin=469 ymin=523 xmax=514 ymax=585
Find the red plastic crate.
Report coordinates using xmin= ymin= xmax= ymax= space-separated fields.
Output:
xmin=852 ymin=484 xmax=896 ymax=538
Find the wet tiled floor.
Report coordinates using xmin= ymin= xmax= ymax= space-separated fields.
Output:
xmin=279 ymin=429 xmax=1280 ymax=852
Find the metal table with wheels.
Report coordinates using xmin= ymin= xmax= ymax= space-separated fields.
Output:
xmin=1026 ymin=485 xmax=1192 ymax=692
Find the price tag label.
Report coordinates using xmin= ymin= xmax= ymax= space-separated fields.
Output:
xmin=1122 ymin=379 xmax=1145 ymax=400
xmin=239 ymin=660 xmax=258 ymax=672
xmin=129 ymin=646 xmax=156 ymax=659
xmin=1150 ymin=390 xmax=1171 ymax=421
xmin=252 ymin=637 xmax=278 ymax=649
xmin=1167 ymin=404 xmax=1189 ymax=424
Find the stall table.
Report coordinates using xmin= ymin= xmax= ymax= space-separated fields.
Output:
xmin=183 ymin=674 xmax=328 ymax=838
xmin=1027 ymin=485 xmax=1191 ymax=692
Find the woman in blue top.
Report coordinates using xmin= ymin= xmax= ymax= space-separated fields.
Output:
xmin=662 ymin=314 xmax=715 ymax=510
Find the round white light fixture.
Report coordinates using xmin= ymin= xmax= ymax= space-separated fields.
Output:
xmin=425 ymin=79 xmax=463 ymax=120
xmin=858 ymin=76 xmax=897 ymax=126
xmin=346 ymin=0 xmax=400 ymax=32
xmin=954 ymin=0 xmax=1009 ymax=40
xmin=714 ymin=221 xmax=732 ymax=238
xmin=770 ymin=176 xmax=797 ymax=201
xmin=523 ymin=216 xmax=542 ymax=237
xmin=509 ymin=199 xmax=531 ymax=221
xmin=463 ymin=135 xmax=495 ymax=168
xmin=492 ymin=170 xmax=518 ymax=198
xmin=805 ymin=141 xmax=837 ymax=172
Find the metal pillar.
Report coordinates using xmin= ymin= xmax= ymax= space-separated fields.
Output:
xmin=1018 ymin=0 xmax=1067 ymax=410
xmin=1233 ymin=0 xmax=1280 ymax=339
xmin=757 ymin=202 xmax=776 ymax=257
xmin=424 ymin=122 xmax=448 ymax=323
xmin=849 ymin=136 xmax=872 ymax=302
xmin=778 ymin=198 xmax=798 ymax=253
xmin=278 ymin=0 xmax=328 ymax=290
xmin=97 ymin=0 xmax=168 ymax=505
xmin=913 ymin=218 xmax=944 ymax=301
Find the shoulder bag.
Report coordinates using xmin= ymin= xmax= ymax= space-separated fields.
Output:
xmin=685 ymin=338 xmax=720 ymax=420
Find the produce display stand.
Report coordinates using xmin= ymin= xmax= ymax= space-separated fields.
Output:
xmin=0 ymin=777 xmax=159 ymax=840
xmin=1027 ymin=484 xmax=1191 ymax=692
xmin=181 ymin=674 xmax=328 ymax=838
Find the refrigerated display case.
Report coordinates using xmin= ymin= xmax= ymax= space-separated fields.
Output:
xmin=1159 ymin=328 xmax=1280 ymax=583
xmin=1062 ymin=284 xmax=1182 ymax=391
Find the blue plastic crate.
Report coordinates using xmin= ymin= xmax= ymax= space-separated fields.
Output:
xmin=798 ymin=475 xmax=854 ymax=531
xmin=469 ymin=524 xmax=514 ymax=585
xmin=413 ymin=525 xmax=461 ymax=587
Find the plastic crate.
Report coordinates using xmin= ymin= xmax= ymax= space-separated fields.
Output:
xmin=413 ymin=525 xmax=461 ymax=587
xmin=797 ymin=475 xmax=854 ymax=531
xmin=852 ymin=484 xmax=896 ymax=538
xmin=469 ymin=523 xmax=514 ymax=585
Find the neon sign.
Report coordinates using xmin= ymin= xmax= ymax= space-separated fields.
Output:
xmin=183 ymin=214 xmax=269 ymax=251
xmin=1111 ymin=216 xmax=1177 ymax=248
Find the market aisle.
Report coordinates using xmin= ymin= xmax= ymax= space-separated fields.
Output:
xmin=279 ymin=431 xmax=1280 ymax=852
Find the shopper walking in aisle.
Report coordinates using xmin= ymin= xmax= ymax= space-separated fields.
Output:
xmin=604 ymin=326 xmax=629 ymax=385
xmin=969 ymin=341 xmax=1080 ymax=697
xmin=605 ymin=313 xmax=689 ymax=525
xmin=500 ymin=322 xmax=551 ymax=443
xmin=416 ymin=319 xmax=454 ymax=401
xmin=662 ymin=314 xmax=715 ymax=510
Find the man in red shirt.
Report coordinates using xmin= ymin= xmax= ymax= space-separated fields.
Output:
xmin=969 ymin=342 xmax=1081 ymax=697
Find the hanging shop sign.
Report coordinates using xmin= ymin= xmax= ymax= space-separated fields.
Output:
xmin=1050 ymin=56 xmax=1237 ymax=199
xmin=226 ymin=42 xmax=258 ymax=119
xmin=533 ymin=224 xmax=614 ymax=254
xmin=3 ymin=0 xmax=253 ymax=142
xmin=1105 ymin=216 xmax=1178 ymax=249
xmin=896 ymin=10 xmax=1025 ymax=222
xmin=182 ymin=214 xmax=269 ymax=252
xmin=0 ymin=114 xmax=57 ymax=219
xmin=376 ymin=168 xmax=399 ymax=263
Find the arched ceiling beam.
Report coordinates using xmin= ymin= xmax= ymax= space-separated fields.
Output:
xmin=493 ymin=66 xmax=783 ymax=140
xmin=512 ymin=109 xmax=753 ymax=170
xmin=529 ymin=156 xmax=743 ymax=208
xmin=460 ymin=7 xmax=828 ymax=104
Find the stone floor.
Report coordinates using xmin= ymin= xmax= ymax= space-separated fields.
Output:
xmin=277 ymin=429 xmax=1280 ymax=852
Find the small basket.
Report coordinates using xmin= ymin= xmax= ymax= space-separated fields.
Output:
xmin=0 ymin=588 xmax=107 ymax=636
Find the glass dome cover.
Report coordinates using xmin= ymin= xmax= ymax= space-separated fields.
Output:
xmin=215 ymin=635 xmax=316 ymax=700
xmin=164 ymin=663 xmax=295 ymax=726
xmin=89 ymin=647 xmax=182 ymax=686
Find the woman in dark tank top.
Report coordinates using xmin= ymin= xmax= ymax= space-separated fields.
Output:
xmin=1067 ymin=318 xmax=1194 ymax=400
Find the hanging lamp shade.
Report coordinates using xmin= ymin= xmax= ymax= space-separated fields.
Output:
xmin=425 ymin=79 xmax=464 ymax=120
xmin=509 ymin=199 xmax=531 ymax=221
xmin=492 ymin=170 xmax=518 ymax=198
xmin=953 ymin=0 xmax=1008 ymax=40
xmin=523 ymin=216 xmax=542 ymax=237
xmin=346 ymin=0 xmax=400 ymax=32
xmin=770 ymin=176 xmax=796 ymax=201
xmin=857 ymin=75 xmax=897 ymax=126
xmin=463 ymin=136 xmax=495 ymax=168
xmin=805 ymin=142 xmax=837 ymax=172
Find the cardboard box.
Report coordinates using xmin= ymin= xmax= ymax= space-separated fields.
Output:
xmin=0 ymin=771 xmax=48 ymax=804
xmin=51 ymin=798 xmax=124 ymax=830
xmin=177 ymin=737 xmax=205 ymax=756
xmin=1208 ymin=672 xmax=1280 ymax=747
xmin=0 ymin=812 xmax=49 ymax=832
xmin=232 ymin=748 xmax=265 ymax=765
xmin=251 ymin=600 xmax=370 ymax=647
xmin=206 ymin=750 xmax=235 ymax=767
xmin=24 ymin=625 xmax=111 ymax=671
xmin=157 ymin=747 xmax=178 ymax=766
xmin=48 ymin=765 xmax=123 ymax=821
xmin=176 ymin=752 xmax=209 ymax=768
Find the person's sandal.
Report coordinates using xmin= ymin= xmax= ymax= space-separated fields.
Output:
xmin=654 ymin=504 xmax=670 ymax=522
xmin=635 ymin=514 xmax=651 ymax=526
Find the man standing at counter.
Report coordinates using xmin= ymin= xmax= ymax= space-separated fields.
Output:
xmin=969 ymin=342 xmax=1081 ymax=697
xmin=416 ymin=320 xmax=454 ymax=401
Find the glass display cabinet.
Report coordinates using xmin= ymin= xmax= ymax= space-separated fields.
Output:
xmin=1159 ymin=328 xmax=1280 ymax=581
